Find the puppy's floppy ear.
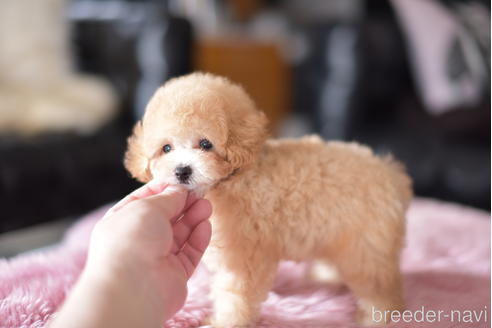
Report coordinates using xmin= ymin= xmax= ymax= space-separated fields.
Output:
xmin=226 ymin=110 xmax=269 ymax=169
xmin=124 ymin=121 xmax=152 ymax=182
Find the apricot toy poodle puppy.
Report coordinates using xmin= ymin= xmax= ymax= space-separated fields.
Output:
xmin=125 ymin=73 xmax=413 ymax=327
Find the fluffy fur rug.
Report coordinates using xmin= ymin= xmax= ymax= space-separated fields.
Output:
xmin=0 ymin=198 xmax=490 ymax=328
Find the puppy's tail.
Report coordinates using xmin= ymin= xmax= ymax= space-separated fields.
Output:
xmin=383 ymin=155 xmax=413 ymax=211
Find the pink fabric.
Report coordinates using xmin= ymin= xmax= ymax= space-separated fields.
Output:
xmin=0 ymin=198 xmax=490 ymax=328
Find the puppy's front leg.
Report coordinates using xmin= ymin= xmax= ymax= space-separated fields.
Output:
xmin=211 ymin=256 xmax=278 ymax=328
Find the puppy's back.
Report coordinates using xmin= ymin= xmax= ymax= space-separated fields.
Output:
xmin=261 ymin=135 xmax=412 ymax=214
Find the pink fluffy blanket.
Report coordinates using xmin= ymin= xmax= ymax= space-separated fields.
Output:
xmin=0 ymin=198 xmax=490 ymax=328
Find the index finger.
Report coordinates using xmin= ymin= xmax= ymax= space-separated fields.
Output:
xmin=105 ymin=182 xmax=168 ymax=216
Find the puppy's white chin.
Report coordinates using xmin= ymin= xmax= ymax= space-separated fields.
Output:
xmin=150 ymin=176 xmax=213 ymax=197
xmin=182 ymin=183 xmax=211 ymax=198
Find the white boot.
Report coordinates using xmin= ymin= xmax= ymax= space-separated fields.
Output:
xmin=0 ymin=0 xmax=116 ymax=135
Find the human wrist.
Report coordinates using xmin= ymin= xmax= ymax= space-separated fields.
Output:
xmin=49 ymin=262 xmax=163 ymax=328
xmin=82 ymin=251 xmax=187 ymax=321
xmin=76 ymin=265 xmax=164 ymax=327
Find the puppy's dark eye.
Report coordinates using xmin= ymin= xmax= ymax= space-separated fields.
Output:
xmin=199 ymin=139 xmax=213 ymax=151
xmin=162 ymin=144 xmax=172 ymax=153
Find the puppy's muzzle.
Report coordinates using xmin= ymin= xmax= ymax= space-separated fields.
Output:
xmin=175 ymin=165 xmax=192 ymax=184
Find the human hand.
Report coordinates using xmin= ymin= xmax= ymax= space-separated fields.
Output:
xmin=84 ymin=183 xmax=212 ymax=322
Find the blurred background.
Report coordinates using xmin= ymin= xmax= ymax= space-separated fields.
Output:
xmin=0 ymin=0 xmax=490 ymax=255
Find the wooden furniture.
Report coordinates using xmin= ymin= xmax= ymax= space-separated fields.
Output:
xmin=194 ymin=38 xmax=291 ymax=132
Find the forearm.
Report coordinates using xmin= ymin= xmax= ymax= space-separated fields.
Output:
xmin=48 ymin=268 xmax=163 ymax=328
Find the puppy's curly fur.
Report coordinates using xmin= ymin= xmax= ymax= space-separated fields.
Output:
xmin=125 ymin=73 xmax=413 ymax=327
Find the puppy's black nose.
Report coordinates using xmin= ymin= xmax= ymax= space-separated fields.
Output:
xmin=175 ymin=165 xmax=192 ymax=183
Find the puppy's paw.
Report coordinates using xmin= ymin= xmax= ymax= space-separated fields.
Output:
xmin=308 ymin=261 xmax=344 ymax=290
xmin=211 ymin=294 xmax=258 ymax=328
xmin=210 ymin=319 xmax=256 ymax=328
xmin=356 ymin=301 xmax=404 ymax=326
xmin=356 ymin=308 xmax=392 ymax=327
xmin=202 ymin=313 xmax=213 ymax=326
xmin=210 ymin=312 xmax=256 ymax=328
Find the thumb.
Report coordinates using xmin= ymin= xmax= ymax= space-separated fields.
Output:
xmin=138 ymin=185 xmax=189 ymax=220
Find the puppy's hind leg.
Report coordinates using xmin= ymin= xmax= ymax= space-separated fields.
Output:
xmin=335 ymin=247 xmax=404 ymax=326
xmin=308 ymin=260 xmax=344 ymax=288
